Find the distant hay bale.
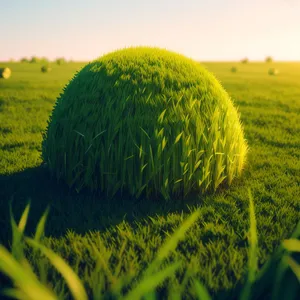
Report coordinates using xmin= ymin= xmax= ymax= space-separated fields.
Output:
xmin=20 ymin=57 xmax=29 ymax=63
xmin=231 ymin=67 xmax=237 ymax=73
xmin=41 ymin=65 xmax=52 ymax=73
xmin=268 ymin=68 xmax=279 ymax=76
xmin=265 ymin=56 xmax=273 ymax=63
xmin=56 ymin=57 xmax=66 ymax=65
xmin=30 ymin=56 xmax=40 ymax=63
xmin=0 ymin=67 xmax=12 ymax=79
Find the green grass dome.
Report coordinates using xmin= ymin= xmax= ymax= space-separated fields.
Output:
xmin=42 ymin=47 xmax=248 ymax=200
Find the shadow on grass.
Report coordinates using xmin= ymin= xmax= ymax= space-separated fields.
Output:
xmin=0 ymin=164 xmax=210 ymax=248
xmin=0 ymin=165 xmax=246 ymax=300
xmin=0 ymin=164 xmax=219 ymax=298
xmin=1 ymin=166 xmax=298 ymax=300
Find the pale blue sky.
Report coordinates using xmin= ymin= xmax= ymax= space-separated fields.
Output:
xmin=1 ymin=0 xmax=300 ymax=61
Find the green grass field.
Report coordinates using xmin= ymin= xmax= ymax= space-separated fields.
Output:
xmin=0 ymin=61 xmax=299 ymax=299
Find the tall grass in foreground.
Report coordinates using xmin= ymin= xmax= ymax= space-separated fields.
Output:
xmin=0 ymin=190 xmax=299 ymax=300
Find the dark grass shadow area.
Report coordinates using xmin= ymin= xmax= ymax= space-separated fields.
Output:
xmin=0 ymin=166 xmax=298 ymax=299
xmin=0 ymin=165 xmax=223 ymax=299
xmin=0 ymin=164 xmax=215 ymax=249
xmin=0 ymin=165 xmax=254 ymax=300
xmin=2 ymin=165 xmax=297 ymax=300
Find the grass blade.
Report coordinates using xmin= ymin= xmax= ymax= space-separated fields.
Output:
xmin=17 ymin=202 xmax=31 ymax=233
xmin=9 ymin=201 xmax=31 ymax=261
xmin=34 ymin=206 xmax=50 ymax=242
xmin=193 ymin=279 xmax=212 ymax=300
xmin=25 ymin=238 xmax=88 ymax=300
xmin=122 ymin=261 xmax=181 ymax=300
xmin=282 ymin=239 xmax=300 ymax=252
xmin=1 ymin=288 xmax=31 ymax=300
xmin=286 ymin=257 xmax=300 ymax=282
xmin=0 ymin=245 xmax=57 ymax=300
xmin=156 ymin=209 xmax=200 ymax=261
xmin=240 ymin=188 xmax=258 ymax=300
xmin=144 ymin=209 xmax=201 ymax=277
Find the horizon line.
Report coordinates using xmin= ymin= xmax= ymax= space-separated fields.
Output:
xmin=0 ymin=55 xmax=300 ymax=64
xmin=1 ymin=59 xmax=300 ymax=63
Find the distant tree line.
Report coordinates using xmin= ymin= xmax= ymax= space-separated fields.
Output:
xmin=19 ymin=56 xmax=68 ymax=65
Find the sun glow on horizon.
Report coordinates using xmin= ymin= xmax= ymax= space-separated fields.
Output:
xmin=1 ymin=0 xmax=300 ymax=62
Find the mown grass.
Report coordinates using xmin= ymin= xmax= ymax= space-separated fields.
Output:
xmin=0 ymin=61 xmax=299 ymax=299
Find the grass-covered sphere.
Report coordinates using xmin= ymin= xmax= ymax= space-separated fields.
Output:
xmin=42 ymin=47 xmax=248 ymax=200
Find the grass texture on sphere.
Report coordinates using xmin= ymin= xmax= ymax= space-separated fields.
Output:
xmin=42 ymin=47 xmax=248 ymax=201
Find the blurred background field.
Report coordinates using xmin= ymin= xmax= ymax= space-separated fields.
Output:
xmin=0 ymin=61 xmax=299 ymax=299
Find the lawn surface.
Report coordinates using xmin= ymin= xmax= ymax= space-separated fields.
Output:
xmin=0 ymin=61 xmax=299 ymax=298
